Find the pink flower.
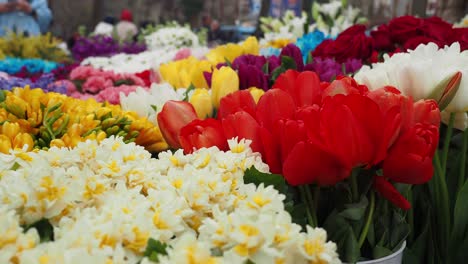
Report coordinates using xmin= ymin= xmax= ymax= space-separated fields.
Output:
xmin=82 ymin=76 xmax=113 ymax=94
xmin=174 ymin=48 xmax=192 ymax=61
xmin=70 ymin=66 xmax=101 ymax=80
xmin=96 ymin=85 xmax=140 ymax=104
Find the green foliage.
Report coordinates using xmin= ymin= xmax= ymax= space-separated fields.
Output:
xmin=143 ymin=238 xmax=169 ymax=262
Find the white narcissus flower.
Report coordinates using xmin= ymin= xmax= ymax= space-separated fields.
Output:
xmin=355 ymin=42 xmax=468 ymax=130
xmin=144 ymin=25 xmax=200 ymax=51
xmin=0 ymin=137 xmax=340 ymax=263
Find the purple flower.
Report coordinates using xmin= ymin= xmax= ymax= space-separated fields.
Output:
xmin=232 ymin=55 xmax=269 ymax=90
xmin=203 ymin=63 xmax=227 ymax=87
xmin=71 ymin=35 xmax=147 ymax=61
xmin=304 ymin=58 xmax=363 ymax=82
xmin=280 ymin=44 xmax=304 ymax=71
xmin=232 ymin=55 xmax=266 ymax=70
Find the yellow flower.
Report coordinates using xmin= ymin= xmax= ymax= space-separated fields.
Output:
xmin=0 ymin=135 xmax=12 ymax=154
xmin=159 ymin=56 xmax=212 ymax=89
xmin=190 ymin=88 xmax=213 ymax=119
xmin=248 ymin=87 xmax=265 ymax=104
xmin=1 ymin=121 xmax=21 ymax=140
xmin=266 ymin=38 xmax=293 ymax=49
xmin=211 ymin=67 xmax=239 ymax=108
xmin=12 ymin=133 xmax=34 ymax=151
xmin=241 ymin=36 xmax=260 ymax=55
xmin=205 ymin=37 xmax=260 ymax=65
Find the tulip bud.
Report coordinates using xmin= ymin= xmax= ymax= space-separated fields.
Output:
xmin=0 ymin=135 xmax=12 ymax=154
xmin=157 ymin=101 xmax=198 ymax=149
xmin=189 ymin=88 xmax=213 ymax=119
xmin=12 ymin=133 xmax=34 ymax=151
xmin=241 ymin=36 xmax=260 ymax=55
xmin=248 ymin=87 xmax=265 ymax=104
xmin=2 ymin=121 xmax=20 ymax=140
xmin=211 ymin=66 xmax=239 ymax=108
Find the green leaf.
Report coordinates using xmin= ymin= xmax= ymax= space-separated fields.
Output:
xmin=373 ymin=245 xmax=393 ymax=259
xmin=143 ymin=238 xmax=168 ymax=262
xmin=451 ymin=180 xmax=468 ymax=244
xmin=224 ymin=57 xmax=232 ymax=68
xmin=344 ymin=226 xmax=360 ymax=263
xmin=183 ymin=83 xmax=195 ymax=102
xmin=0 ymin=90 xmax=5 ymax=103
xmin=243 ymin=166 xmax=287 ymax=195
xmin=271 ymin=66 xmax=286 ymax=82
xmin=150 ymin=105 xmax=158 ymax=112
xmin=262 ymin=62 xmax=269 ymax=74
xmin=306 ymin=53 xmax=313 ymax=64
xmin=24 ymin=219 xmax=54 ymax=242
xmin=339 ymin=195 xmax=368 ymax=221
xmin=281 ymin=56 xmax=297 ymax=70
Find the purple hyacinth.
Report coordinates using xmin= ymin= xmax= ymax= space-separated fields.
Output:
xmin=72 ymin=35 xmax=147 ymax=61
xmin=304 ymin=58 xmax=363 ymax=82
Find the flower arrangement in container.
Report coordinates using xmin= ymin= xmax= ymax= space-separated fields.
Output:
xmin=155 ymin=68 xmax=442 ymax=262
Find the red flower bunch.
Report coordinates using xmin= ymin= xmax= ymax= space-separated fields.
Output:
xmin=312 ymin=25 xmax=374 ymax=63
xmin=371 ymin=16 xmax=468 ymax=52
xmin=158 ymin=70 xmax=441 ymax=210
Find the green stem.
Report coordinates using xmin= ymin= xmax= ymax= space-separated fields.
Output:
xmin=442 ymin=112 xmax=456 ymax=172
xmin=305 ymin=185 xmax=318 ymax=227
xmin=358 ymin=191 xmax=375 ymax=248
xmin=458 ymin=127 xmax=468 ymax=193
xmin=407 ymin=187 xmax=414 ymax=243
xmin=350 ymin=169 xmax=359 ymax=202
xmin=299 ymin=185 xmax=316 ymax=227
xmin=434 ymin=150 xmax=450 ymax=260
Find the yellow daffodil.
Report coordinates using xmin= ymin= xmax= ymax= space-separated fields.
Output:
xmin=248 ymin=87 xmax=265 ymax=104
xmin=159 ymin=56 xmax=212 ymax=89
xmin=211 ymin=67 xmax=239 ymax=108
xmin=190 ymin=88 xmax=213 ymax=119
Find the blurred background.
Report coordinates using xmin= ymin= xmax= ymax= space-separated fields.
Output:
xmin=46 ymin=0 xmax=467 ymax=41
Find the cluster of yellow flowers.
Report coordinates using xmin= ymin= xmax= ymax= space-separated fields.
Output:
xmin=0 ymin=32 xmax=70 ymax=62
xmin=0 ymin=86 xmax=168 ymax=153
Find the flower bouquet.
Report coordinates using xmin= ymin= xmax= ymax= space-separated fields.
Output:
xmin=141 ymin=21 xmax=204 ymax=51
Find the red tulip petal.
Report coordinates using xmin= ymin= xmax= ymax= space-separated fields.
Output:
xmin=256 ymin=89 xmax=295 ymax=131
xmin=218 ymin=90 xmax=257 ymax=119
xmin=222 ymin=111 xmax=263 ymax=153
xmin=258 ymin=126 xmax=282 ymax=174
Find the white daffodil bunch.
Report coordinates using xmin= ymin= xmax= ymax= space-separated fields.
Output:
xmin=0 ymin=137 xmax=341 ymax=264
xmin=260 ymin=10 xmax=308 ymax=43
xmin=310 ymin=0 xmax=367 ymax=37
xmin=120 ymin=82 xmax=192 ymax=125
xmin=355 ymin=42 xmax=468 ymax=130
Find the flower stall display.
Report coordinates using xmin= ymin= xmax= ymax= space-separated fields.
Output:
xmin=0 ymin=87 xmax=167 ymax=153
xmin=71 ymin=35 xmax=147 ymax=61
xmin=0 ymin=73 xmax=67 ymax=94
xmin=0 ymin=58 xmax=59 ymax=75
xmin=310 ymin=0 xmax=367 ymax=37
xmin=0 ymin=136 xmax=340 ymax=264
xmin=0 ymin=32 xmax=70 ymax=63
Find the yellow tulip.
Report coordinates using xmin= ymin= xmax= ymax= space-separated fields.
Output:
xmin=1 ymin=121 xmax=21 ymax=141
xmin=211 ymin=67 xmax=239 ymax=108
xmin=12 ymin=133 xmax=34 ymax=151
xmin=241 ymin=36 xmax=260 ymax=55
xmin=190 ymin=88 xmax=213 ymax=119
xmin=0 ymin=135 xmax=12 ymax=154
xmin=159 ymin=57 xmax=211 ymax=89
xmin=248 ymin=87 xmax=265 ymax=104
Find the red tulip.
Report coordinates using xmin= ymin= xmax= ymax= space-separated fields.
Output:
xmin=272 ymin=70 xmax=322 ymax=107
xmin=374 ymin=176 xmax=411 ymax=210
xmin=321 ymin=76 xmax=368 ymax=100
xmin=157 ymin=100 xmax=198 ymax=149
xmin=273 ymin=119 xmax=307 ymax=162
xmin=221 ymin=110 xmax=263 ymax=153
xmin=179 ymin=118 xmax=228 ymax=154
xmin=218 ymin=90 xmax=257 ymax=119
xmin=383 ymin=123 xmax=439 ymax=184
xmin=283 ymin=141 xmax=350 ymax=186
xmin=256 ymin=89 xmax=295 ymax=131
xmin=412 ymin=99 xmax=441 ymax=127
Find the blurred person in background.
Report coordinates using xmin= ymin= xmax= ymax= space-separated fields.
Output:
xmin=115 ymin=9 xmax=137 ymax=41
xmin=0 ymin=0 xmax=52 ymax=36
